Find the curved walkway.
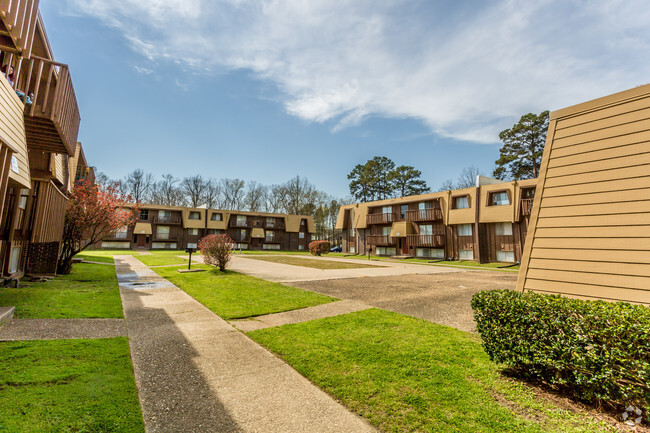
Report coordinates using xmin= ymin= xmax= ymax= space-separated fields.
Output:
xmin=115 ymin=255 xmax=377 ymax=433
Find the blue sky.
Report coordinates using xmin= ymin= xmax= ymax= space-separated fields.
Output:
xmin=40 ymin=0 xmax=649 ymax=198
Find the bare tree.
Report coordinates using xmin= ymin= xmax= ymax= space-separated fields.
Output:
xmin=203 ymin=179 xmax=223 ymax=209
xmin=282 ymin=176 xmax=317 ymax=215
xmin=94 ymin=171 xmax=112 ymax=188
xmin=245 ymin=181 xmax=268 ymax=212
xmin=266 ymin=184 xmax=286 ymax=213
xmin=181 ymin=174 xmax=208 ymax=207
xmin=222 ymin=178 xmax=246 ymax=210
xmin=439 ymin=166 xmax=483 ymax=191
xmin=124 ymin=169 xmax=154 ymax=203
xmin=151 ymin=174 xmax=186 ymax=206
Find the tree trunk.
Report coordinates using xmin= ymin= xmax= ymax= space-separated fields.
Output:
xmin=57 ymin=257 xmax=74 ymax=275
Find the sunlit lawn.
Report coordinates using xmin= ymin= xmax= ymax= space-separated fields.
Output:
xmin=154 ymin=265 xmax=336 ymax=319
xmin=243 ymin=255 xmax=383 ymax=269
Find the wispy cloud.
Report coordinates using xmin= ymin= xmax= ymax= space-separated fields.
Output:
xmin=66 ymin=0 xmax=650 ymax=143
xmin=134 ymin=65 xmax=154 ymax=75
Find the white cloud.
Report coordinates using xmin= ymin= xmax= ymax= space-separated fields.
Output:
xmin=134 ymin=65 xmax=154 ymax=75
xmin=67 ymin=0 xmax=650 ymax=143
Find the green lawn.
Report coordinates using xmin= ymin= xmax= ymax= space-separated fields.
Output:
xmin=249 ymin=309 xmax=613 ymax=433
xmin=76 ymin=249 xmax=196 ymax=267
xmin=0 ymin=263 xmax=123 ymax=318
xmin=244 ymin=255 xmax=383 ymax=269
xmin=154 ymin=265 xmax=336 ymax=319
xmin=0 ymin=338 xmax=144 ymax=433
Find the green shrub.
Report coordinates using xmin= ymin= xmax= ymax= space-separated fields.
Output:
xmin=309 ymin=240 xmax=330 ymax=256
xmin=472 ymin=290 xmax=650 ymax=413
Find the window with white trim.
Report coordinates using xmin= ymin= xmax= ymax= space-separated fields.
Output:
xmin=8 ymin=247 xmax=21 ymax=273
xmin=382 ymin=226 xmax=391 ymax=236
xmin=457 ymin=224 xmax=473 ymax=236
xmin=114 ymin=227 xmax=128 ymax=239
xmin=188 ymin=228 xmax=199 ymax=236
xmin=156 ymin=226 xmax=170 ymax=240
xmin=237 ymin=215 xmax=247 ymax=226
xmin=299 ymin=232 xmax=305 ymax=239
xmin=496 ymin=251 xmax=515 ymax=262
xmin=418 ymin=224 xmax=433 ymax=235
xmin=489 ymin=191 xmax=510 ymax=206
xmin=189 ymin=211 xmax=201 ymax=220
xmin=459 ymin=249 xmax=474 ymax=260
xmin=211 ymin=213 xmax=222 ymax=221
xmin=416 ymin=248 xmax=444 ymax=258
xmin=453 ymin=196 xmax=469 ymax=209
xmin=494 ymin=223 xmax=513 ymax=236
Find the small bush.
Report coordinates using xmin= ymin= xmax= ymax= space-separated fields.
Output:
xmin=198 ymin=234 xmax=233 ymax=272
xmin=472 ymin=290 xmax=650 ymax=414
xmin=309 ymin=240 xmax=330 ymax=256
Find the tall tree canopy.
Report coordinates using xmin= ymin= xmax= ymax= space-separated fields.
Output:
xmin=493 ymin=110 xmax=549 ymax=180
xmin=348 ymin=156 xmax=429 ymax=201
xmin=389 ymin=165 xmax=430 ymax=197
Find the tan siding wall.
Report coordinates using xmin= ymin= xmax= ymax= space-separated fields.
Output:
xmin=517 ymin=85 xmax=650 ymax=305
xmin=478 ymin=183 xmax=516 ymax=223
xmin=447 ymin=187 xmax=476 ymax=225
xmin=0 ymin=74 xmax=30 ymax=189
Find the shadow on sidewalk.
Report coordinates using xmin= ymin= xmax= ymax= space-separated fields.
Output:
xmin=121 ymin=288 xmax=242 ymax=433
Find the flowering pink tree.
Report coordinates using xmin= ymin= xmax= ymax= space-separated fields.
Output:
xmin=58 ymin=181 xmax=136 ymax=274
xmin=198 ymin=234 xmax=234 ymax=272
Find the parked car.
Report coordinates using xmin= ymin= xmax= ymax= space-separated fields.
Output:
xmin=330 ymin=246 xmax=342 ymax=252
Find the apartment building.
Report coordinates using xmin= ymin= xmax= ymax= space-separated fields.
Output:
xmin=518 ymin=84 xmax=650 ymax=305
xmin=0 ymin=0 xmax=85 ymax=277
xmin=100 ymin=204 xmax=315 ymax=252
xmin=336 ymin=177 xmax=537 ymax=263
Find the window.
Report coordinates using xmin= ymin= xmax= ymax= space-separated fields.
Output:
xmin=101 ymin=241 xmax=130 ymax=249
xmin=237 ymin=215 xmax=247 ymax=226
xmin=18 ymin=189 xmax=28 ymax=209
xmin=152 ymin=242 xmax=177 ymax=249
xmin=453 ymin=196 xmax=469 ymax=209
xmin=299 ymin=232 xmax=305 ymax=239
xmin=459 ymin=249 xmax=474 ymax=260
xmin=494 ymin=223 xmax=513 ymax=236
xmin=418 ymin=202 xmax=427 ymax=210
xmin=240 ymin=229 xmax=247 ymax=240
xmin=416 ymin=248 xmax=444 ymax=258
xmin=301 ymin=219 xmax=306 ymax=226
xmin=139 ymin=209 xmax=149 ymax=220
xmin=208 ymin=229 xmax=223 ymax=235
xmin=234 ymin=243 xmax=248 ymax=250
xmin=114 ymin=227 xmax=128 ymax=239
xmin=496 ymin=251 xmax=515 ymax=262
xmin=187 ymin=242 xmax=198 ymax=249
xmin=521 ymin=188 xmax=535 ymax=199
xmin=158 ymin=210 xmax=170 ymax=221
xmin=266 ymin=230 xmax=275 ymax=242
xmin=211 ymin=213 xmax=223 ymax=221
xmin=188 ymin=228 xmax=199 ymax=236
xmin=349 ymin=245 xmax=356 ymax=254
xmin=381 ymin=226 xmax=391 ymax=236
xmin=189 ymin=211 xmax=201 ymax=220
xmin=156 ymin=226 xmax=170 ymax=240
xmin=8 ymin=247 xmax=21 ymax=273
xmin=489 ymin=191 xmax=510 ymax=206
xmin=400 ymin=204 xmax=408 ymax=219
xmin=457 ymin=224 xmax=473 ymax=236
xmin=375 ymin=247 xmax=396 ymax=256
xmin=382 ymin=206 xmax=392 ymax=214
xmin=418 ymin=224 xmax=433 ymax=235
xmin=298 ymin=245 xmax=305 ymax=250
xmin=264 ymin=244 xmax=281 ymax=250
xmin=266 ymin=217 xmax=275 ymax=227
xmin=349 ymin=228 xmax=355 ymax=237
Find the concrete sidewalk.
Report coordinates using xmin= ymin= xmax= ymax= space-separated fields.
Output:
xmin=115 ymin=255 xmax=376 ymax=433
xmin=0 ymin=318 xmax=127 ymax=341
xmin=192 ymin=254 xmax=464 ymax=282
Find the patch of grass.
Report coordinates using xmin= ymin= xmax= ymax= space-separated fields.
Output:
xmin=0 ymin=263 xmax=123 ymax=318
xmin=0 ymin=338 xmax=144 ymax=433
xmin=244 ymin=255 xmax=383 ymax=269
xmin=249 ymin=309 xmax=614 ymax=433
xmin=76 ymin=249 xmax=138 ymax=263
xmin=136 ymin=250 xmax=197 ymax=267
xmin=153 ymin=265 xmax=336 ymax=319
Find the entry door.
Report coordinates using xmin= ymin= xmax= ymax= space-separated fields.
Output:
xmin=137 ymin=235 xmax=146 ymax=247
xmin=252 ymin=238 xmax=259 ymax=248
xmin=402 ymin=239 xmax=408 ymax=255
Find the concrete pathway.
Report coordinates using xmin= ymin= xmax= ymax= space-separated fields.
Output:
xmin=193 ymin=254 xmax=464 ymax=283
xmin=230 ymin=299 xmax=371 ymax=332
xmin=0 ymin=318 xmax=127 ymax=340
xmin=114 ymin=255 xmax=377 ymax=433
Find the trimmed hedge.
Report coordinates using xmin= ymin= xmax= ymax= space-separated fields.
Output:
xmin=472 ymin=290 xmax=649 ymax=412
xmin=309 ymin=240 xmax=330 ymax=256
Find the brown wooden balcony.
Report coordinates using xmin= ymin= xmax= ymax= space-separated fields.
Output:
xmin=407 ymin=234 xmax=445 ymax=248
xmin=153 ymin=215 xmax=182 ymax=225
xmin=367 ymin=235 xmax=396 ymax=246
xmin=0 ymin=0 xmax=39 ymax=55
xmin=153 ymin=236 xmax=178 ymax=242
xmin=265 ymin=221 xmax=285 ymax=230
xmin=232 ymin=234 xmax=250 ymax=243
xmin=366 ymin=212 xmax=396 ymax=225
xmin=7 ymin=55 xmax=80 ymax=155
xmin=405 ymin=208 xmax=443 ymax=222
xmin=229 ymin=217 xmax=250 ymax=228
xmin=520 ymin=198 xmax=534 ymax=216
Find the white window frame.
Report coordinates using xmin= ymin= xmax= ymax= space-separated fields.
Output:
xmin=454 ymin=196 xmax=469 ymax=209
xmin=156 ymin=226 xmax=170 ymax=240
xmin=457 ymin=224 xmax=473 ymax=236
xmin=495 ymin=222 xmax=513 ymax=236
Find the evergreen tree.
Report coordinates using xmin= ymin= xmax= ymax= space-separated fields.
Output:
xmin=389 ymin=165 xmax=430 ymax=197
xmin=493 ymin=110 xmax=549 ymax=180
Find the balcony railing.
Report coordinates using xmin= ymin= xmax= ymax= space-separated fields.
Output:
xmin=6 ymin=54 xmax=80 ymax=155
xmin=230 ymin=218 xmax=250 ymax=228
xmin=265 ymin=221 xmax=285 ymax=230
xmin=0 ymin=0 xmax=39 ymax=55
xmin=520 ymin=198 xmax=534 ymax=216
xmin=153 ymin=215 xmax=182 ymax=225
xmin=153 ymin=235 xmax=177 ymax=242
xmin=407 ymin=234 xmax=445 ymax=248
xmin=232 ymin=235 xmax=250 ymax=243
xmin=405 ymin=208 xmax=443 ymax=222
xmin=367 ymin=235 xmax=396 ymax=246
xmin=366 ymin=212 xmax=396 ymax=225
